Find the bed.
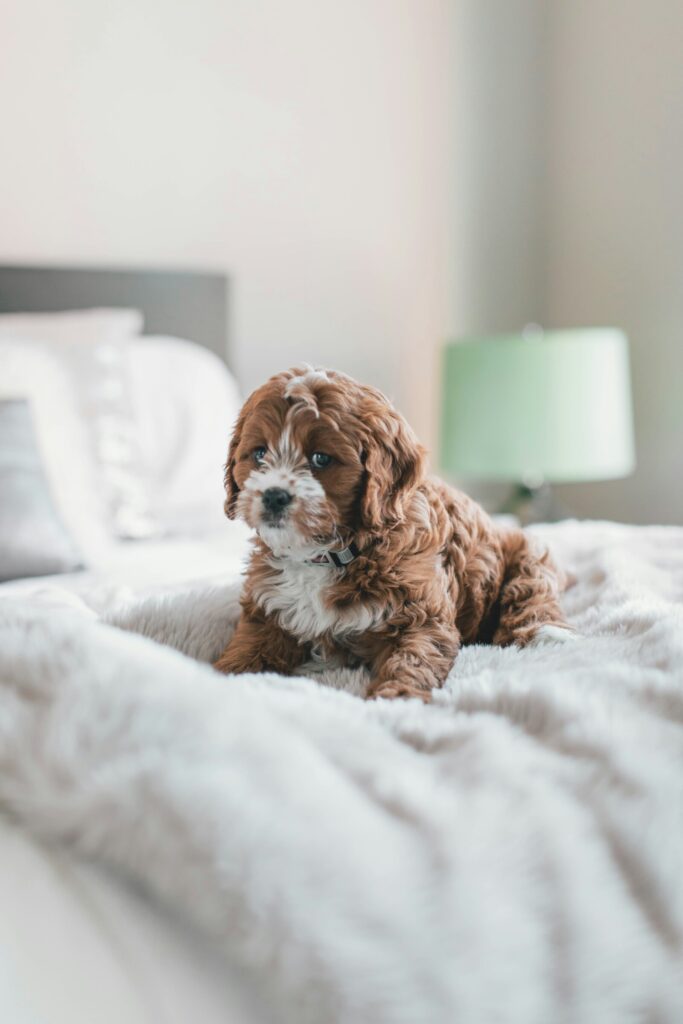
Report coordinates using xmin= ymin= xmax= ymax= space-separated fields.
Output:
xmin=1 ymin=267 xmax=682 ymax=1024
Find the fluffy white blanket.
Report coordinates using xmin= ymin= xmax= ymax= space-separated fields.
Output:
xmin=1 ymin=520 xmax=682 ymax=1023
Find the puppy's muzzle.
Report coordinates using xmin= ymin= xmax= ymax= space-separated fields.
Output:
xmin=262 ymin=487 xmax=293 ymax=524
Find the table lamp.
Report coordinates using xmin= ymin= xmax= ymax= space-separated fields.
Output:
xmin=439 ymin=327 xmax=636 ymax=522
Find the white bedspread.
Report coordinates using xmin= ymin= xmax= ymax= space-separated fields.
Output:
xmin=1 ymin=520 xmax=682 ymax=1023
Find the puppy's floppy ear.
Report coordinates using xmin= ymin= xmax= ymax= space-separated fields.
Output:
xmin=223 ymin=403 xmax=249 ymax=519
xmin=360 ymin=405 xmax=426 ymax=531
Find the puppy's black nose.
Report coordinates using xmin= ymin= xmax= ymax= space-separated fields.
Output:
xmin=262 ymin=487 xmax=293 ymax=515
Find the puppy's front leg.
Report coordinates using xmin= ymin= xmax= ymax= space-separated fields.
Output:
xmin=366 ymin=620 xmax=460 ymax=702
xmin=214 ymin=613 xmax=307 ymax=677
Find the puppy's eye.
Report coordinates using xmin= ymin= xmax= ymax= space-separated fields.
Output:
xmin=310 ymin=451 xmax=332 ymax=470
xmin=253 ymin=446 xmax=267 ymax=465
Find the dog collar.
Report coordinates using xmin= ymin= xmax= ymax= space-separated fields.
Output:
xmin=307 ymin=541 xmax=360 ymax=568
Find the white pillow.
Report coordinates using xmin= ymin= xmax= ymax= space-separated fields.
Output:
xmin=127 ymin=337 xmax=242 ymax=535
xmin=0 ymin=308 xmax=143 ymax=343
xmin=0 ymin=341 xmax=111 ymax=561
xmin=0 ymin=310 xmax=156 ymax=540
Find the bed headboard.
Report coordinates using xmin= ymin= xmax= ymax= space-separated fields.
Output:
xmin=0 ymin=264 xmax=230 ymax=363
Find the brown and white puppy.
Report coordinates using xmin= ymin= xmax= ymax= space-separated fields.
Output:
xmin=214 ymin=367 xmax=571 ymax=700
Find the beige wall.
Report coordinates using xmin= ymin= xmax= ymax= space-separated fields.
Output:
xmin=546 ymin=0 xmax=683 ymax=524
xmin=452 ymin=0 xmax=548 ymax=337
xmin=452 ymin=0 xmax=683 ymax=524
xmin=0 ymin=0 xmax=454 ymax=448
xmin=4 ymin=1 xmax=679 ymax=523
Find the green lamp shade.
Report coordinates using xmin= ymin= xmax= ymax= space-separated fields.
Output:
xmin=439 ymin=329 xmax=635 ymax=483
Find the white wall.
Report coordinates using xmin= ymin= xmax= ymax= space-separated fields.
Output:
xmin=452 ymin=0 xmax=683 ymax=524
xmin=545 ymin=0 xmax=683 ymax=524
xmin=452 ymin=0 xmax=547 ymax=336
xmin=0 ymin=0 xmax=454 ymax=447
xmin=5 ymin=1 xmax=678 ymax=523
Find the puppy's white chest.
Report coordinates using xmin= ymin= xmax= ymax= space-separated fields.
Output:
xmin=255 ymin=561 xmax=382 ymax=642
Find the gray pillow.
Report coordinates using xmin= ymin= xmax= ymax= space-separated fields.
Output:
xmin=0 ymin=399 xmax=84 ymax=582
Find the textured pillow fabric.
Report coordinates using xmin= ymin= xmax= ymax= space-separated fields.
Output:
xmin=128 ymin=337 xmax=242 ymax=535
xmin=62 ymin=334 xmax=157 ymax=540
xmin=0 ymin=310 xmax=156 ymax=540
xmin=0 ymin=399 xmax=84 ymax=582
xmin=0 ymin=341 xmax=111 ymax=561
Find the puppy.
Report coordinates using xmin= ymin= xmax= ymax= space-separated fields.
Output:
xmin=214 ymin=367 xmax=571 ymax=700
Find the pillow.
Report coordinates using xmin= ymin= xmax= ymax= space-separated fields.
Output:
xmin=0 ymin=310 xmax=156 ymax=540
xmin=0 ymin=399 xmax=84 ymax=582
xmin=127 ymin=337 xmax=242 ymax=535
xmin=0 ymin=341 xmax=111 ymax=561
xmin=0 ymin=307 xmax=143 ymax=343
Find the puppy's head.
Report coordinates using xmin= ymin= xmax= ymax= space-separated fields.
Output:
xmin=224 ymin=367 xmax=425 ymax=558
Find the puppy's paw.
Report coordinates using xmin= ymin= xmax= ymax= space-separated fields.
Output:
xmin=212 ymin=656 xmax=256 ymax=676
xmin=367 ymin=679 xmax=432 ymax=702
xmin=528 ymin=624 xmax=578 ymax=648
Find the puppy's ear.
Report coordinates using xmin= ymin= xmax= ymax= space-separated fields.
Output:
xmin=223 ymin=405 xmax=249 ymax=519
xmin=360 ymin=407 xmax=426 ymax=531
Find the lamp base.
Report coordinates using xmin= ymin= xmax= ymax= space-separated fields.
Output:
xmin=499 ymin=482 xmax=568 ymax=526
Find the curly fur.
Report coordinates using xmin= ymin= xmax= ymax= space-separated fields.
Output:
xmin=214 ymin=367 xmax=570 ymax=700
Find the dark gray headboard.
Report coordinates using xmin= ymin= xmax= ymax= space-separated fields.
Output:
xmin=0 ymin=265 xmax=229 ymax=363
